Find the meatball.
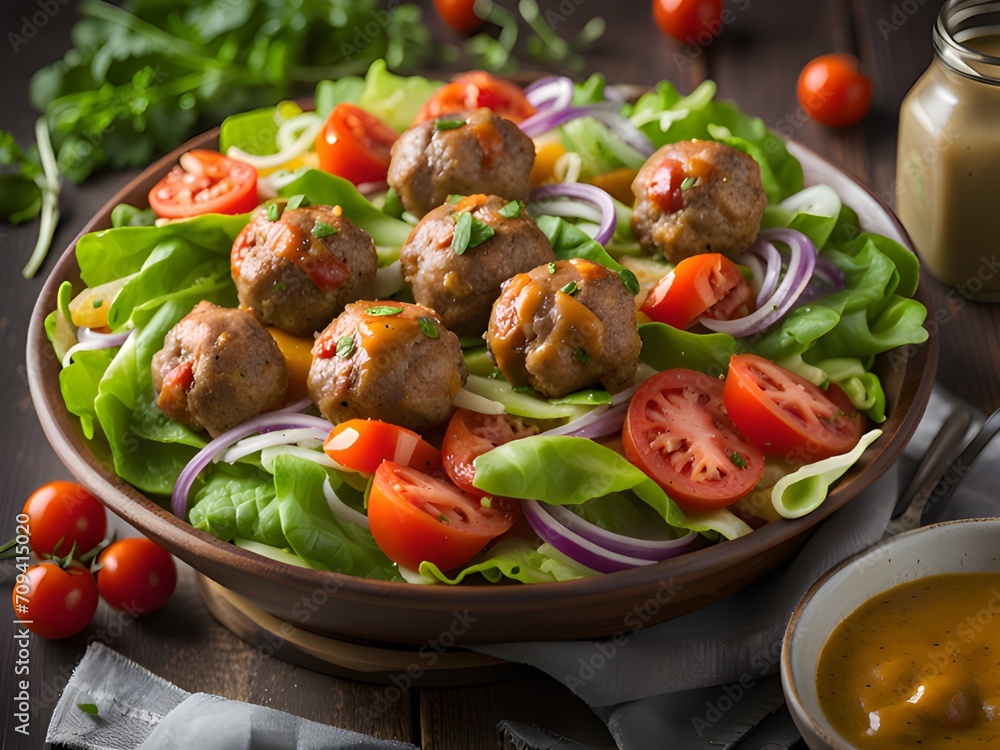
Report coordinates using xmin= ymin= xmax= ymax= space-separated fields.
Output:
xmin=387 ymin=108 xmax=535 ymax=218
xmin=151 ymin=301 xmax=288 ymax=438
xmin=232 ymin=203 xmax=378 ymax=337
xmin=308 ymin=301 xmax=466 ymax=430
xmin=487 ymin=259 xmax=641 ymax=399
xmin=400 ymin=194 xmax=555 ymax=337
xmin=631 ymin=139 xmax=767 ymax=263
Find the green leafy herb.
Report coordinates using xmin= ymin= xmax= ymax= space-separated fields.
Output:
xmin=498 ymin=200 xmax=523 ymax=218
xmin=312 ymin=220 xmax=339 ymax=238
xmin=451 ymin=210 xmax=495 ymax=255
xmin=285 ymin=194 xmax=307 ymax=210
xmin=77 ymin=703 xmax=99 ymax=716
xmin=618 ymin=268 xmax=640 ymax=296
xmin=418 ymin=316 xmax=439 ymax=339
xmin=92 ymin=299 xmax=103 ymax=309
xmin=572 ymin=348 xmax=591 ymax=365
xmin=335 ymin=335 xmax=355 ymax=359
xmin=731 ymin=452 xmax=748 ymax=469
xmin=366 ymin=305 xmax=403 ymax=316
xmin=435 ymin=118 xmax=466 ymax=131
xmin=547 ymin=262 xmax=557 ymax=274
xmin=274 ymin=281 xmax=286 ymax=292
xmin=560 ymin=281 xmax=579 ymax=295
xmin=266 ymin=203 xmax=282 ymax=222
xmin=2 ymin=121 xmax=60 ymax=278
xmin=480 ymin=497 xmax=492 ymax=509
xmin=680 ymin=176 xmax=697 ymax=190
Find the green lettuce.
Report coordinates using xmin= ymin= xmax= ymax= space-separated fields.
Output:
xmin=355 ymin=60 xmax=443 ymax=133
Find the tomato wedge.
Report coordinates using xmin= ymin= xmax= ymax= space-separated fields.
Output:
xmin=723 ymin=354 xmax=864 ymax=463
xmin=641 ymin=253 xmax=754 ymax=329
xmin=442 ymin=408 xmax=533 ymax=497
xmin=148 ymin=150 xmax=258 ymax=219
xmin=315 ymin=103 xmax=398 ymax=185
xmin=414 ymin=71 xmax=536 ymax=124
xmin=323 ymin=419 xmax=441 ymax=475
xmin=368 ymin=462 xmax=518 ymax=571
xmin=623 ymin=369 xmax=765 ymax=512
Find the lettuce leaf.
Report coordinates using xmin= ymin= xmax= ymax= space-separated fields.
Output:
xmin=189 ymin=465 xmax=285 ymax=548
xmin=355 ymin=60 xmax=443 ymax=133
xmin=419 ymin=538 xmax=584 ymax=585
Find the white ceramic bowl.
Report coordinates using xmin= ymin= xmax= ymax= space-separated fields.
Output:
xmin=781 ymin=517 xmax=1000 ymax=749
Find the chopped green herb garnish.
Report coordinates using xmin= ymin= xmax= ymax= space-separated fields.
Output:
xmin=512 ymin=385 xmax=534 ymax=392
xmin=572 ymin=348 xmax=591 ymax=365
xmin=451 ymin=211 xmax=494 ymax=254
xmin=680 ymin=176 xmax=697 ymax=190
xmin=560 ymin=281 xmax=579 ymax=295
xmin=438 ymin=514 xmax=449 ymax=523
xmin=366 ymin=305 xmax=404 ymax=316
xmin=547 ymin=261 xmax=557 ymax=274
xmin=336 ymin=335 xmax=355 ymax=359
xmin=730 ymin=452 xmax=748 ymax=469
xmin=498 ymin=200 xmax=523 ymax=218
xmin=77 ymin=703 xmax=99 ymax=716
xmin=92 ymin=299 xmax=103 ymax=309
xmin=435 ymin=118 xmax=466 ymax=131
xmin=266 ymin=202 xmax=282 ymax=222
xmin=313 ymin=220 xmax=339 ymax=238
xmin=274 ymin=281 xmax=286 ymax=291
xmin=285 ymin=194 xmax=307 ymax=210
xmin=418 ymin=316 xmax=439 ymax=339
xmin=480 ymin=497 xmax=492 ymax=509
xmin=447 ymin=194 xmax=464 ymax=204
xmin=618 ymin=268 xmax=640 ymax=296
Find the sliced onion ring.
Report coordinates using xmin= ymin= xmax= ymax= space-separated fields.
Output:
xmin=544 ymin=505 xmax=701 ymax=561
xmin=171 ymin=412 xmax=333 ymax=518
xmin=529 ymin=182 xmax=617 ymax=247
xmin=77 ymin=327 xmax=132 ymax=346
xmin=700 ymin=228 xmax=817 ymax=337
xmin=524 ymin=75 xmax=575 ymax=113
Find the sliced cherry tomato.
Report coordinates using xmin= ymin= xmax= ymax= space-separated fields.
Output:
xmin=148 ymin=150 xmax=258 ymax=219
xmin=315 ymin=103 xmax=398 ymax=185
xmin=623 ymin=369 xmax=765 ymax=512
xmin=96 ymin=538 xmax=177 ymax=614
xmin=368 ymin=462 xmax=517 ymax=571
xmin=723 ymin=354 xmax=865 ymax=463
xmin=414 ymin=71 xmax=536 ymax=124
xmin=434 ymin=0 xmax=484 ymax=34
xmin=14 ymin=562 xmax=99 ymax=640
xmin=641 ymin=253 xmax=754 ymax=329
xmin=323 ymin=419 xmax=442 ymax=475
xmin=652 ymin=0 xmax=724 ymax=43
xmin=22 ymin=480 xmax=107 ymax=558
xmin=647 ymin=157 xmax=687 ymax=213
xmin=797 ymin=53 xmax=872 ymax=128
xmin=442 ymin=408 xmax=532 ymax=497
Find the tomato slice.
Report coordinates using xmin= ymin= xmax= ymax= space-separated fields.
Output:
xmin=414 ymin=71 xmax=536 ymax=124
xmin=623 ymin=369 xmax=765 ymax=512
xmin=315 ymin=103 xmax=398 ymax=185
xmin=368 ymin=462 xmax=518 ymax=570
xmin=641 ymin=253 xmax=754 ymax=329
xmin=723 ymin=354 xmax=865 ymax=463
xmin=323 ymin=419 xmax=442 ymax=475
xmin=148 ymin=150 xmax=258 ymax=219
xmin=442 ymin=408 xmax=533 ymax=496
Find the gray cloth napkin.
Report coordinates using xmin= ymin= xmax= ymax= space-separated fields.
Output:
xmin=46 ymin=642 xmax=417 ymax=750
xmin=476 ymin=385 xmax=999 ymax=749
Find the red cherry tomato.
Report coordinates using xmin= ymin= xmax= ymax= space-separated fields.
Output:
xmin=22 ymin=480 xmax=107 ymax=558
xmin=414 ymin=71 xmax=536 ymax=124
xmin=623 ymin=369 xmax=765 ymax=512
xmin=723 ymin=354 xmax=865 ymax=463
xmin=315 ymin=103 xmax=398 ymax=186
xmin=13 ymin=562 xmax=99 ymax=640
xmin=323 ymin=419 xmax=442 ymax=475
xmin=148 ymin=150 xmax=258 ymax=219
xmin=434 ymin=0 xmax=485 ymax=34
xmin=96 ymin=538 xmax=177 ymax=614
xmin=368 ymin=462 xmax=518 ymax=571
xmin=442 ymin=408 xmax=532 ymax=497
xmin=652 ymin=0 xmax=724 ymax=43
xmin=641 ymin=253 xmax=754 ymax=330
xmin=797 ymin=53 xmax=872 ymax=128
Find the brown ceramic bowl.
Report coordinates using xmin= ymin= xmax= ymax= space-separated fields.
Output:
xmin=26 ymin=129 xmax=937 ymax=647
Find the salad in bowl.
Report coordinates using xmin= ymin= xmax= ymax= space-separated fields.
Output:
xmin=42 ymin=61 xmax=930 ymax=592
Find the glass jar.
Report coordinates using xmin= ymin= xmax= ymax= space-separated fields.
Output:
xmin=896 ymin=0 xmax=1000 ymax=301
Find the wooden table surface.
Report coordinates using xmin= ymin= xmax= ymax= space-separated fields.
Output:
xmin=2 ymin=1 xmax=998 ymax=748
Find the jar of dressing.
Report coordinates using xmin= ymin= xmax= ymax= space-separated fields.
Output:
xmin=896 ymin=0 xmax=1000 ymax=300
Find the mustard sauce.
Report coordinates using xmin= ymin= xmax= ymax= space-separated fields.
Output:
xmin=817 ymin=572 xmax=1000 ymax=748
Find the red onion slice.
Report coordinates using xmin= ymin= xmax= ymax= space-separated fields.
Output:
xmin=700 ymin=228 xmax=817 ymax=337
xmin=529 ymin=182 xmax=617 ymax=246
xmin=545 ymin=505 xmax=701 ymax=561
xmin=524 ymin=75 xmax=575 ymax=113
xmin=519 ymin=105 xmax=593 ymax=138
xmin=171 ymin=412 xmax=334 ymax=518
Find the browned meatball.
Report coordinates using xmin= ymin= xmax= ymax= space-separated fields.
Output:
xmin=232 ymin=203 xmax=378 ymax=338
xmin=631 ymin=139 xmax=767 ymax=263
xmin=151 ymin=301 xmax=288 ymax=438
xmin=400 ymin=194 xmax=555 ymax=338
xmin=487 ymin=259 xmax=641 ymax=399
xmin=308 ymin=301 xmax=466 ymax=430
xmin=387 ymin=108 xmax=535 ymax=218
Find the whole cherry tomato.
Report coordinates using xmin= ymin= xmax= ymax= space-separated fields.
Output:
xmin=96 ymin=538 xmax=177 ymax=615
xmin=434 ymin=0 xmax=485 ymax=34
xmin=652 ymin=0 xmax=724 ymax=43
xmin=797 ymin=53 xmax=872 ymax=128
xmin=13 ymin=561 xmax=99 ymax=640
xmin=22 ymin=480 xmax=107 ymax=558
